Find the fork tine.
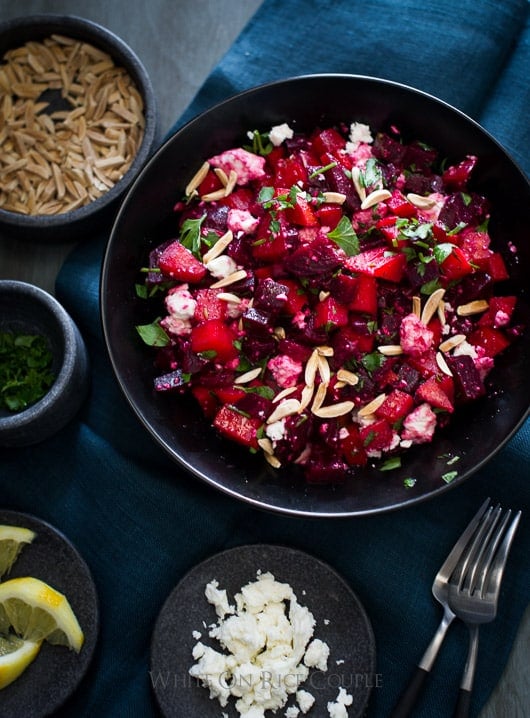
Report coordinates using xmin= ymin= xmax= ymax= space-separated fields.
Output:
xmin=466 ymin=506 xmax=504 ymax=594
xmin=451 ymin=504 xmax=499 ymax=590
xmin=472 ymin=509 xmax=512 ymax=597
xmin=437 ymin=497 xmax=491 ymax=582
xmin=484 ymin=510 xmax=522 ymax=602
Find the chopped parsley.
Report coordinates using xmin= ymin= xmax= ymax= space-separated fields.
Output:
xmin=0 ymin=332 xmax=55 ymax=412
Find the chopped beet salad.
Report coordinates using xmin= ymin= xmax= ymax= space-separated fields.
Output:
xmin=136 ymin=121 xmax=521 ymax=485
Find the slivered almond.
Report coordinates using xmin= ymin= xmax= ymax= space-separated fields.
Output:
xmin=258 ymin=437 xmax=274 ymax=455
xmin=273 ymin=386 xmax=298 ymax=403
xmin=322 ymin=191 xmax=346 ymax=204
xmin=436 ymin=351 xmax=453 ymax=376
xmin=406 ymin=192 xmax=436 ymax=209
xmin=224 ymin=169 xmax=238 ymax=196
xmin=298 ymin=384 xmax=314 ymax=412
xmin=360 ymin=188 xmax=392 ymax=210
xmin=313 ymin=401 xmax=355 ymax=419
xmin=217 ymin=292 xmax=241 ymax=304
xmin=316 ymin=345 xmax=334 ymax=357
xmin=317 ymin=354 xmax=331 ymax=384
xmin=304 ymin=349 xmax=319 ymax=387
xmin=210 ymin=269 xmax=247 ymax=289
xmin=264 ymin=453 xmax=282 ymax=469
xmin=202 ymin=230 xmax=234 ymax=263
xmin=213 ymin=166 xmax=228 ymax=186
xmin=185 ymin=161 xmax=209 ymax=196
xmin=234 ymin=367 xmax=262 ymax=384
xmin=358 ymin=393 xmax=387 ymax=417
xmin=201 ymin=188 xmax=227 ymax=202
xmin=351 ymin=166 xmax=366 ymax=201
xmin=412 ymin=295 xmax=421 ymax=318
xmin=456 ymin=299 xmax=489 ymax=316
xmin=378 ymin=344 xmax=403 ymax=356
xmin=421 ymin=288 xmax=446 ymax=325
xmin=439 ymin=334 xmax=466 ymax=353
xmin=437 ymin=301 xmax=447 ymax=325
xmin=336 ymin=368 xmax=359 ymax=386
xmin=267 ymin=399 xmax=301 ymax=423
xmin=311 ymin=382 xmax=328 ymax=413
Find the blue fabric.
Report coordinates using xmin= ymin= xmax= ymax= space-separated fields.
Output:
xmin=1 ymin=2 xmax=529 ymax=717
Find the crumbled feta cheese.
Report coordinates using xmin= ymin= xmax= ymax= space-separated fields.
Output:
xmin=209 ymin=147 xmax=266 ymax=186
xmin=401 ymin=403 xmax=437 ymax=444
xmin=296 ymin=689 xmax=315 ymax=714
xmin=348 ymin=122 xmax=373 ymax=149
xmin=266 ymin=419 xmax=287 ymax=443
xmin=400 ymin=313 xmax=434 ymax=356
xmin=190 ymin=572 xmax=331 ymax=718
xmin=269 ymin=123 xmax=294 ymax=146
xmin=192 ymin=630 xmax=202 ymax=640
xmin=304 ymin=638 xmax=329 ymax=671
xmin=206 ymin=254 xmax=238 ymax=279
xmin=327 ymin=687 xmax=353 ymax=718
xmin=267 ymin=355 xmax=303 ymax=388
xmin=165 ymin=283 xmax=196 ymax=319
xmin=228 ymin=208 xmax=260 ymax=235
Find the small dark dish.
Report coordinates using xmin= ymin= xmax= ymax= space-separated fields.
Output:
xmin=0 ymin=14 xmax=157 ymax=241
xmin=151 ymin=544 xmax=375 ymax=718
xmin=0 ymin=280 xmax=89 ymax=447
xmin=101 ymin=74 xmax=530 ymax=517
xmin=0 ymin=508 xmax=99 ymax=718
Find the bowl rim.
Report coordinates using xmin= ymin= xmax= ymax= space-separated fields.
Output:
xmin=0 ymin=13 xmax=157 ymax=230
xmin=101 ymin=72 xmax=530 ymax=517
xmin=0 ymin=280 xmax=83 ymax=429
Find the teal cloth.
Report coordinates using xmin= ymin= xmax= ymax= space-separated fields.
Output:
xmin=1 ymin=1 xmax=529 ymax=717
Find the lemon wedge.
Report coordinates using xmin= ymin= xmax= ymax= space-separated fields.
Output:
xmin=0 ymin=634 xmax=41 ymax=689
xmin=0 ymin=577 xmax=84 ymax=653
xmin=0 ymin=525 xmax=36 ymax=580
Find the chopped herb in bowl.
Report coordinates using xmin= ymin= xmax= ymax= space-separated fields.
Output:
xmin=0 ymin=332 xmax=55 ymax=413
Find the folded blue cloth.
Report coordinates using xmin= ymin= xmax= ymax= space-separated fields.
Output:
xmin=1 ymin=1 xmax=529 ymax=717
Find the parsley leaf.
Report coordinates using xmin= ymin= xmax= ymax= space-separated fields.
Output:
xmin=327 ymin=216 xmax=360 ymax=256
xmin=135 ymin=320 xmax=170 ymax=347
xmin=179 ymin=214 xmax=206 ymax=257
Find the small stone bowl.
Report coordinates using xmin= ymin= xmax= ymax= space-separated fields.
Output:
xmin=0 ymin=14 xmax=157 ymax=241
xmin=0 ymin=280 xmax=90 ymax=447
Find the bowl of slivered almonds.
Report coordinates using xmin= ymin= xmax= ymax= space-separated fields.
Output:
xmin=0 ymin=14 xmax=157 ymax=240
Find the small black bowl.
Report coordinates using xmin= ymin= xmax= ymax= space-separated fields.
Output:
xmin=0 ymin=14 xmax=157 ymax=241
xmin=101 ymin=74 xmax=530 ymax=517
xmin=0 ymin=280 xmax=90 ymax=447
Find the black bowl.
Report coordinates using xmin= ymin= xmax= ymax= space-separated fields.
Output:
xmin=101 ymin=74 xmax=530 ymax=517
xmin=0 ymin=14 xmax=157 ymax=241
xmin=0 ymin=280 xmax=90 ymax=447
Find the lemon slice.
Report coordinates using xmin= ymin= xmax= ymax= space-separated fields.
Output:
xmin=0 ymin=525 xmax=36 ymax=580
xmin=0 ymin=634 xmax=41 ymax=690
xmin=0 ymin=577 xmax=84 ymax=653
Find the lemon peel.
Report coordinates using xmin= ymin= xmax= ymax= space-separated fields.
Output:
xmin=0 ymin=525 xmax=36 ymax=579
xmin=0 ymin=635 xmax=41 ymax=690
xmin=0 ymin=576 xmax=84 ymax=652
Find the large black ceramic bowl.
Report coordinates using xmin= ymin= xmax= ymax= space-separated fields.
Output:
xmin=0 ymin=14 xmax=157 ymax=241
xmin=101 ymin=74 xmax=530 ymax=517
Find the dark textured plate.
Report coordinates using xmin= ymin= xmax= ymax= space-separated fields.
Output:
xmin=151 ymin=544 xmax=376 ymax=718
xmin=0 ymin=509 xmax=99 ymax=718
xmin=101 ymin=74 xmax=530 ymax=517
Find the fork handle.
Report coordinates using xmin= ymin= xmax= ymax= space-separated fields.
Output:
xmin=453 ymin=688 xmax=472 ymax=718
xmin=390 ymin=667 xmax=429 ymax=718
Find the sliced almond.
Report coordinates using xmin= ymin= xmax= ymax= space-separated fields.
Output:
xmin=185 ymin=161 xmax=209 ymax=196
xmin=257 ymin=437 xmax=274 ymax=455
xmin=298 ymin=384 xmax=315 ymax=412
xmin=322 ymin=191 xmax=346 ymax=204
xmin=267 ymin=398 xmax=301 ymax=423
xmin=213 ymin=166 xmax=228 ymax=186
xmin=304 ymin=349 xmax=319 ymax=387
xmin=311 ymin=382 xmax=328 ymax=413
xmin=217 ymin=292 xmax=241 ymax=303
xmin=421 ymin=288 xmax=446 ymax=325
xmin=406 ymin=192 xmax=436 ymax=209
xmin=210 ymin=269 xmax=247 ymax=289
xmin=412 ymin=295 xmax=421 ymax=318
xmin=224 ymin=169 xmax=238 ymax=196
xmin=201 ymin=188 xmax=227 ymax=202
xmin=436 ymin=351 xmax=453 ymax=376
xmin=358 ymin=393 xmax=387 ymax=417
xmin=351 ymin=166 xmax=366 ymax=202
xmin=313 ymin=401 xmax=355 ymax=419
xmin=234 ymin=367 xmax=262 ymax=384
xmin=317 ymin=354 xmax=331 ymax=384
xmin=336 ymin=368 xmax=359 ymax=386
xmin=439 ymin=334 xmax=467 ymax=353
xmin=378 ymin=344 xmax=403 ymax=356
xmin=316 ymin=345 xmax=334 ymax=357
xmin=360 ymin=188 xmax=392 ymax=210
xmin=202 ymin=230 xmax=234 ymax=263
xmin=273 ymin=386 xmax=298 ymax=403
xmin=264 ymin=453 xmax=282 ymax=469
xmin=456 ymin=299 xmax=489 ymax=316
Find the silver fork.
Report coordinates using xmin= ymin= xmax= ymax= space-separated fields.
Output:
xmin=448 ymin=504 xmax=521 ymax=718
xmin=391 ymin=497 xmax=491 ymax=718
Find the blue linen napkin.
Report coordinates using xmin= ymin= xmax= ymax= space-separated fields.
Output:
xmin=1 ymin=1 xmax=529 ymax=717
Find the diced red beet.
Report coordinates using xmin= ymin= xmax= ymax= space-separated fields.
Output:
xmin=304 ymin=446 xmax=349 ymax=485
xmin=242 ymin=307 xmax=274 ymax=337
xmin=191 ymin=319 xmax=238 ymax=363
xmin=194 ymin=289 xmax=226 ymax=322
xmin=213 ymin=405 xmax=261 ymax=449
xmin=253 ymin=278 xmax=289 ymax=314
xmin=415 ymin=376 xmax=454 ymax=413
xmin=153 ymin=369 xmax=189 ymax=392
xmin=445 ymin=355 xmax=486 ymax=402
xmin=468 ymin=326 xmax=511 ymax=357
xmin=277 ymin=339 xmax=312 ymax=363
xmin=314 ymin=296 xmax=349 ymax=330
xmin=286 ymin=235 xmax=343 ymax=278
xmin=442 ymin=155 xmax=478 ymax=190
xmin=375 ymin=389 xmax=415 ymax=423
xmin=359 ymin=418 xmax=394 ymax=451
xmin=340 ymin=425 xmax=368 ymax=467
